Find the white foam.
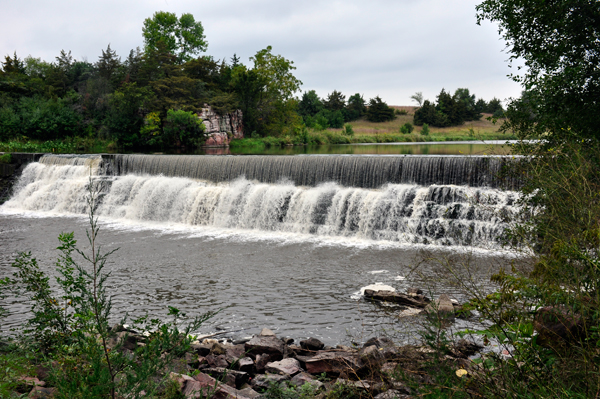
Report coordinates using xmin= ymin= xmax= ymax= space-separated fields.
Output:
xmin=359 ymin=283 xmax=396 ymax=296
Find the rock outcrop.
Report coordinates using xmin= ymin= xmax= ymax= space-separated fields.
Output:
xmin=199 ymin=105 xmax=243 ymax=147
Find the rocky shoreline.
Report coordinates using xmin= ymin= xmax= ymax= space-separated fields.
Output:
xmin=19 ymin=289 xmax=486 ymax=399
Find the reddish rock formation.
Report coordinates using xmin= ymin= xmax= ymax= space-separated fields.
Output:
xmin=199 ymin=105 xmax=244 ymax=147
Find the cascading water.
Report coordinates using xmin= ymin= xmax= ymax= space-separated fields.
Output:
xmin=2 ymin=154 xmax=519 ymax=249
xmin=107 ymin=154 xmax=519 ymax=189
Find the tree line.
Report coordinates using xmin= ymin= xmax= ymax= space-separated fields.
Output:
xmin=0 ymin=10 xmax=507 ymax=151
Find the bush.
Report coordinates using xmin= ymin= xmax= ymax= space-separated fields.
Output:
xmin=342 ymin=124 xmax=354 ymax=136
xmin=421 ymin=123 xmax=430 ymax=136
xmin=400 ymin=122 xmax=414 ymax=134
xmin=0 ymin=153 xmax=12 ymax=164
xmin=366 ymin=96 xmax=395 ymax=122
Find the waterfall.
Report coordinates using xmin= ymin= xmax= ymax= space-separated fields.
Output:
xmin=107 ymin=154 xmax=519 ymax=189
xmin=1 ymin=154 xmax=520 ymax=248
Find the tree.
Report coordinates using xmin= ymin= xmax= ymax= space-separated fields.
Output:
xmin=476 ymin=0 xmax=600 ymax=142
xmin=346 ymin=93 xmax=366 ymax=121
xmin=324 ymin=90 xmax=346 ymax=112
xmin=250 ymin=46 xmax=302 ymax=101
xmin=231 ymin=67 xmax=267 ymax=135
xmin=410 ymin=91 xmax=423 ymax=107
xmin=142 ymin=11 xmax=207 ymax=64
xmin=97 ymin=44 xmax=122 ymax=87
xmin=366 ymin=96 xmax=395 ymax=122
xmin=298 ymin=90 xmax=323 ymax=118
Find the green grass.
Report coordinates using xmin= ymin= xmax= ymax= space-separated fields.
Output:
xmin=0 ymin=137 xmax=118 ymax=154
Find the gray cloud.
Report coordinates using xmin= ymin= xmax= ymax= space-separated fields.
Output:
xmin=1 ymin=0 xmax=522 ymax=104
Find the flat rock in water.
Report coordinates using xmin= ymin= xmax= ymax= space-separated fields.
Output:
xmin=305 ymin=351 xmax=363 ymax=375
xmin=364 ymin=290 xmax=430 ymax=308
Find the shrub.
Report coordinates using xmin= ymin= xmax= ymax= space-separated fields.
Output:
xmin=421 ymin=123 xmax=430 ymax=136
xmin=342 ymin=124 xmax=354 ymax=136
xmin=0 ymin=153 xmax=12 ymax=164
xmin=366 ymin=96 xmax=395 ymax=122
xmin=400 ymin=122 xmax=414 ymax=134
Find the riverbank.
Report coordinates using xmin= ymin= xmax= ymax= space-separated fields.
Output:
xmin=229 ymin=129 xmax=516 ymax=152
xmin=3 ymin=315 xmax=483 ymax=399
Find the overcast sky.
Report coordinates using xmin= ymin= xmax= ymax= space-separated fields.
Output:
xmin=1 ymin=0 xmax=522 ymax=105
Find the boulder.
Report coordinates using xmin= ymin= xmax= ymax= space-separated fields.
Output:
xmin=238 ymin=387 xmax=262 ymax=398
xmin=254 ymin=353 xmax=273 ymax=373
xmin=205 ymin=354 xmax=229 ymax=368
xmin=359 ymin=345 xmax=384 ymax=367
xmin=187 ymin=372 xmax=253 ymax=399
xmin=190 ymin=343 xmax=212 ymax=356
xmin=224 ymin=344 xmax=246 ymax=364
xmin=245 ymin=336 xmax=284 ymax=359
xmin=305 ymin=351 xmax=363 ymax=375
xmin=363 ymin=336 xmax=397 ymax=359
xmin=250 ymin=373 xmax=290 ymax=390
xmin=237 ymin=357 xmax=254 ymax=373
xmin=266 ymin=358 xmax=303 ymax=376
xmin=300 ymin=337 xmax=324 ymax=351
xmin=534 ymin=305 xmax=585 ymax=346
xmin=259 ymin=328 xmax=276 ymax=336
xmin=169 ymin=372 xmax=196 ymax=391
xmin=425 ymin=294 xmax=455 ymax=320
xmin=290 ymin=372 xmax=324 ymax=390
xmin=364 ymin=290 xmax=430 ymax=308
xmin=203 ymin=367 xmax=249 ymax=389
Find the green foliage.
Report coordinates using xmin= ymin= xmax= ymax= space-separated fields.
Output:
xmin=0 ymin=345 xmax=35 ymax=398
xmin=476 ymin=0 xmax=600 ymax=142
xmin=400 ymin=122 xmax=413 ymax=134
xmin=163 ymin=109 xmax=206 ymax=148
xmin=251 ymin=46 xmax=302 ymax=101
xmin=366 ymin=96 xmax=395 ymax=122
xmin=0 ymin=95 xmax=82 ymax=140
xmin=0 ymin=152 xmax=11 ymax=163
xmin=414 ymin=88 xmax=482 ymax=127
xmin=420 ymin=123 xmax=430 ymax=136
xmin=345 ymin=93 xmax=366 ymax=121
xmin=342 ymin=124 xmax=354 ymax=136
xmin=298 ymin=90 xmax=323 ymax=118
xmin=142 ymin=11 xmax=207 ymax=64
xmin=323 ymin=90 xmax=345 ymax=112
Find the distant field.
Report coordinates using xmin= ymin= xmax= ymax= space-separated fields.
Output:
xmin=326 ymin=107 xmax=513 ymax=141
